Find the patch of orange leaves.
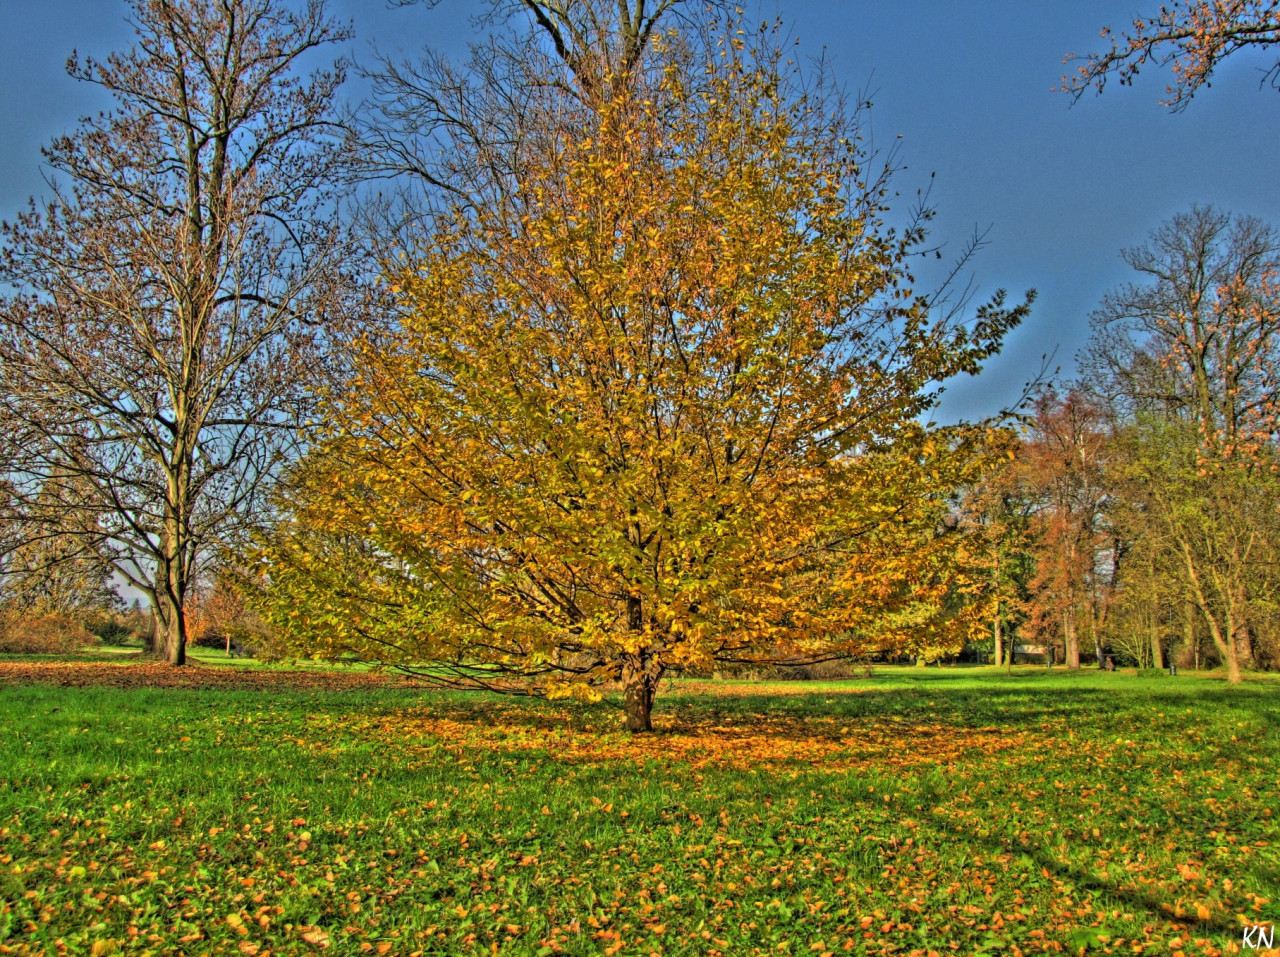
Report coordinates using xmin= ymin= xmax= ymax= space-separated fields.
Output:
xmin=333 ymin=709 xmax=1035 ymax=771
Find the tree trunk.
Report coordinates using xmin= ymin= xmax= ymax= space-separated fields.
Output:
xmin=1150 ymin=608 xmax=1163 ymax=670
xmin=1181 ymin=548 xmax=1240 ymax=683
xmin=1235 ymin=622 xmax=1254 ymax=669
xmin=623 ymin=660 xmax=654 ymax=732
xmin=1223 ymin=643 xmax=1241 ymax=683
xmin=154 ymin=483 xmax=192 ymax=666
xmin=165 ymin=605 xmax=187 ymax=666
xmin=1064 ymin=606 xmax=1080 ymax=669
xmin=993 ymin=606 xmax=1003 ymax=669
xmin=1196 ymin=598 xmax=1238 ymax=682
xmin=622 ymin=597 xmax=655 ymax=732
xmin=153 ymin=591 xmax=187 ymax=665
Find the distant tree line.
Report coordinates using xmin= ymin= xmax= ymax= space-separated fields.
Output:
xmin=960 ymin=208 xmax=1280 ymax=681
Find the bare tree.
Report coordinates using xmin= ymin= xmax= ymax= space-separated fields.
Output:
xmin=0 ymin=474 xmax=119 ymax=618
xmin=482 ymin=1 xmax=695 ymax=95
xmin=0 ymin=0 xmax=351 ymax=664
xmin=1084 ymin=206 xmax=1280 ymax=463
xmin=348 ymin=0 xmax=726 ymax=222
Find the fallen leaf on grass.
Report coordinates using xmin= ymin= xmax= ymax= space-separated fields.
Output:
xmin=338 ymin=709 xmax=1033 ymax=772
xmin=301 ymin=928 xmax=331 ymax=949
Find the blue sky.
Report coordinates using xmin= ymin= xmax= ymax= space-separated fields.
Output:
xmin=3 ymin=1 xmax=1278 ymax=421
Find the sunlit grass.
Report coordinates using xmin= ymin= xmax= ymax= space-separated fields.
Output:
xmin=1 ymin=664 xmax=1276 ymax=955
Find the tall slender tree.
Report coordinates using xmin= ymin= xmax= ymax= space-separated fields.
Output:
xmin=0 ymin=0 xmax=351 ymax=664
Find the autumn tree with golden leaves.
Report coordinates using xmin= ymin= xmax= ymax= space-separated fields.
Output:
xmin=253 ymin=10 xmax=1029 ymax=730
xmin=956 ymin=435 xmax=1038 ymax=669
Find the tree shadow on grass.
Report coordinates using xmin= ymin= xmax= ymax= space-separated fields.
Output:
xmin=920 ymin=802 xmax=1265 ymax=941
xmin=352 ymin=666 xmax=1277 ymax=752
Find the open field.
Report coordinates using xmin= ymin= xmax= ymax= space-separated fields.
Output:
xmin=1 ymin=663 xmax=1277 ymax=956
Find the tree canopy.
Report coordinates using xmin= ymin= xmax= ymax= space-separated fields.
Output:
xmin=250 ymin=11 xmax=1030 ymax=730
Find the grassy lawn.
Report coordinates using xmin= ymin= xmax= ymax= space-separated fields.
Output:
xmin=1 ymin=664 xmax=1277 ymax=956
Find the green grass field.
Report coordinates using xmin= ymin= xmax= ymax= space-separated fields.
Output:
xmin=1 ymin=664 xmax=1277 ymax=956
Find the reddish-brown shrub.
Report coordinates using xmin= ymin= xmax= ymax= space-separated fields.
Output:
xmin=0 ymin=613 xmax=99 ymax=655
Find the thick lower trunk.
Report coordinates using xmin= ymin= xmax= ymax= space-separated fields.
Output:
xmin=151 ymin=592 xmax=187 ymax=665
xmin=1184 ymin=562 xmax=1241 ymax=683
xmin=1179 ymin=544 xmax=1244 ymax=682
xmin=1064 ymin=607 xmax=1080 ymax=669
xmin=622 ymin=597 xmax=657 ymax=732
xmin=158 ymin=449 xmax=192 ymax=667
xmin=165 ymin=609 xmax=187 ymax=666
xmin=1224 ymin=645 xmax=1241 ymax=683
xmin=1199 ymin=604 xmax=1239 ymax=684
xmin=623 ymin=664 xmax=654 ymax=733
xmin=1150 ymin=612 xmax=1163 ymax=670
